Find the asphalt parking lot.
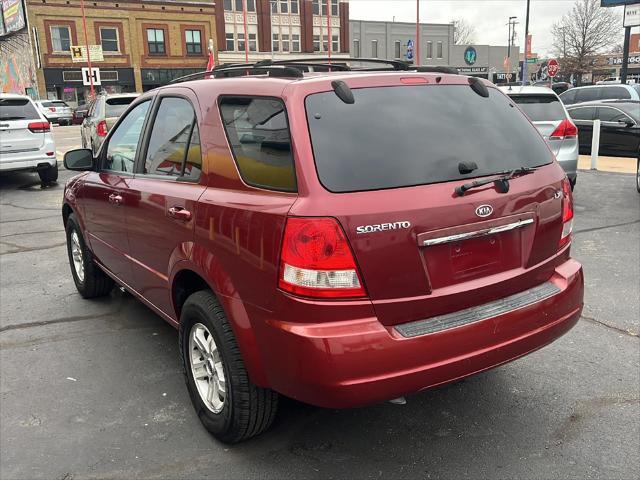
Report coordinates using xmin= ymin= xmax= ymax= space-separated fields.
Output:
xmin=1 ymin=125 xmax=638 ymax=480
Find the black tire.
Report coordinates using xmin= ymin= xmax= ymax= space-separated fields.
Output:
xmin=65 ymin=213 xmax=114 ymax=298
xmin=636 ymin=158 xmax=639 ymax=194
xmin=179 ymin=290 xmax=278 ymax=443
xmin=569 ymin=176 xmax=576 ymax=191
xmin=38 ymin=162 xmax=58 ymax=185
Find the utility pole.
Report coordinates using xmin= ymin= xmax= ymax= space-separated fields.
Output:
xmin=416 ymin=1 xmax=420 ymax=66
xmin=242 ymin=0 xmax=249 ymax=63
xmin=620 ymin=26 xmax=631 ymax=84
xmin=79 ymin=0 xmax=94 ymax=98
xmin=507 ymin=16 xmax=517 ymax=79
xmin=522 ymin=0 xmax=530 ymax=85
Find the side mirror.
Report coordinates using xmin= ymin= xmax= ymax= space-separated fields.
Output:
xmin=64 ymin=148 xmax=95 ymax=171
xmin=623 ymin=119 xmax=635 ymax=128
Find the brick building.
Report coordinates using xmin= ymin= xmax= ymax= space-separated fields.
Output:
xmin=26 ymin=0 xmax=217 ymax=104
xmin=215 ymin=0 xmax=350 ymax=63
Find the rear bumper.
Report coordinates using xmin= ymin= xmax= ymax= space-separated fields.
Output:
xmin=256 ymin=258 xmax=583 ymax=408
xmin=0 ymin=155 xmax=57 ymax=172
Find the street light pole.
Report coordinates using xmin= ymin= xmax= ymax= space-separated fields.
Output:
xmin=507 ymin=16 xmax=517 ymax=79
xmin=522 ymin=0 xmax=530 ymax=85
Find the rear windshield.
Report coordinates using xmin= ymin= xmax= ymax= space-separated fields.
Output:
xmin=508 ymin=94 xmax=566 ymax=121
xmin=106 ymin=97 xmax=136 ymax=117
xmin=51 ymin=101 xmax=68 ymax=107
xmin=40 ymin=102 xmax=53 ymax=107
xmin=305 ymin=85 xmax=552 ymax=193
xmin=0 ymin=98 xmax=40 ymax=120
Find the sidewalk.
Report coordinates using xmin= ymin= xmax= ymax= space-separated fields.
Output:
xmin=578 ymin=155 xmax=637 ymax=174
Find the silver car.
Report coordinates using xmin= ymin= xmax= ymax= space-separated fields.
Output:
xmin=34 ymin=100 xmax=73 ymax=125
xmin=500 ymin=86 xmax=579 ymax=189
xmin=81 ymin=93 xmax=139 ymax=155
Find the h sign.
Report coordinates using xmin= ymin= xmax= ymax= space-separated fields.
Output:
xmin=81 ymin=67 xmax=101 ymax=86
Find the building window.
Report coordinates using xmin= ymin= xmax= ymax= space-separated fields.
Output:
xmin=225 ymin=0 xmax=256 ymax=11
xmin=100 ymin=27 xmax=119 ymax=52
xmin=371 ymin=40 xmax=378 ymax=58
xmin=273 ymin=0 xmax=298 ymax=14
xmin=353 ymin=39 xmax=360 ymax=57
xmin=426 ymin=41 xmax=433 ymax=59
xmin=185 ymin=29 xmax=202 ymax=55
xmin=394 ymin=40 xmax=401 ymax=59
xmin=332 ymin=34 xmax=339 ymax=52
xmin=272 ymin=26 xmax=300 ymax=52
xmin=147 ymin=28 xmax=166 ymax=55
xmin=331 ymin=0 xmax=338 ymax=16
xmin=313 ymin=34 xmax=320 ymax=52
xmin=51 ymin=26 xmax=71 ymax=52
xmin=229 ymin=31 xmax=257 ymax=52
xmin=437 ymin=41 xmax=443 ymax=59
xmin=312 ymin=0 xmax=319 ymax=15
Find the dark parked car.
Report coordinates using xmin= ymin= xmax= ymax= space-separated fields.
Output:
xmin=566 ymin=100 xmax=640 ymax=158
xmin=72 ymin=103 xmax=89 ymax=125
xmin=61 ymin=59 xmax=584 ymax=443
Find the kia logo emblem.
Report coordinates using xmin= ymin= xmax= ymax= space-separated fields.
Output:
xmin=475 ymin=205 xmax=493 ymax=217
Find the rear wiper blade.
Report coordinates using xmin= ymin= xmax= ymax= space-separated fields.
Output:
xmin=454 ymin=166 xmax=538 ymax=197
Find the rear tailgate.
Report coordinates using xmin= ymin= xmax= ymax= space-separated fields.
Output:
xmin=0 ymin=98 xmax=46 ymax=154
xmin=299 ymin=81 xmax=568 ymax=327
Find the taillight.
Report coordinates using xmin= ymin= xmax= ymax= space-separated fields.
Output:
xmin=27 ymin=121 xmax=50 ymax=133
xmin=96 ymin=120 xmax=108 ymax=137
xmin=559 ymin=177 xmax=574 ymax=248
xmin=549 ymin=118 xmax=578 ymax=140
xmin=49 ymin=107 xmax=57 ymax=112
xmin=279 ymin=217 xmax=367 ymax=299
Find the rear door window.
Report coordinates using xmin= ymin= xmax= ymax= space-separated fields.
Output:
xmin=143 ymin=96 xmax=201 ymax=180
xmin=305 ymin=85 xmax=552 ymax=193
xmin=0 ymin=98 xmax=40 ymax=120
xmin=104 ymin=101 xmax=151 ymax=173
xmin=597 ymin=107 xmax=632 ymax=123
xmin=508 ymin=95 xmax=566 ymax=121
xmin=568 ymin=107 xmax=596 ymax=121
xmin=219 ymin=96 xmax=296 ymax=192
xmin=106 ymin=97 xmax=136 ymax=118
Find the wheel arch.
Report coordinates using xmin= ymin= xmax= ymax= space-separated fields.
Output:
xmin=171 ymin=260 xmax=270 ymax=387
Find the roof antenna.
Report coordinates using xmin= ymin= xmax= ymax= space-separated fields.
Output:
xmin=468 ymin=77 xmax=489 ymax=98
xmin=331 ymin=80 xmax=354 ymax=104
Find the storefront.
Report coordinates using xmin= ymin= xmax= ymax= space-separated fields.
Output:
xmin=43 ymin=68 xmax=136 ymax=106
xmin=141 ymin=69 xmax=201 ymax=91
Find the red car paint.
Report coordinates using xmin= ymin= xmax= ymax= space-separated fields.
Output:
xmin=63 ymin=71 xmax=583 ymax=408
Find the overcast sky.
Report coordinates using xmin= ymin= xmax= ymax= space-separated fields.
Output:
xmin=349 ymin=0 xmax=629 ymax=56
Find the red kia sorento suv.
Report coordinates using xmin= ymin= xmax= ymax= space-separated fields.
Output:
xmin=62 ymin=60 xmax=584 ymax=443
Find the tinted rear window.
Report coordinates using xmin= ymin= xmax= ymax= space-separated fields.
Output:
xmin=0 ymin=98 xmax=40 ymax=120
xmin=305 ymin=85 xmax=552 ymax=193
xmin=40 ymin=102 xmax=53 ymax=107
xmin=51 ymin=101 xmax=68 ymax=107
xmin=575 ymin=88 xmax=601 ymax=103
xmin=602 ymin=87 xmax=631 ymax=100
xmin=509 ymin=94 xmax=566 ymax=121
xmin=106 ymin=97 xmax=136 ymax=117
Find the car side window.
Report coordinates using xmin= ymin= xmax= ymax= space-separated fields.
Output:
xmin=576 ymin=88 xmax=600 ymax=103
xmin=143 ymin=97 xmax=201 ymax=180
xmin=568 ymin=107 xmax=595 ymax=122
xmin=605 ymin=87 xmax=631 ymax=100
xmin=218 ymin=96 xmax=296 ymax=192
xmin=560 ymin=89 xmax=576 ymax=105
xmin=104 ymin=101 xmax=151 ymax=173
xmin=597 ymin=107 xmax=632 ymax=124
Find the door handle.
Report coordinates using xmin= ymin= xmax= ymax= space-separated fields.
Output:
xmin=168 ymin=206 xmax=192 ymax=221
xmin=108 ymin=193 xmax=123 ymax=205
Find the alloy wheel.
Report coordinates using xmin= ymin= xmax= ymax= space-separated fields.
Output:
xmin=189 ymin=323 xmax=226 ymax=413
xmin=70 ymin=231 xmax=85 ymax=283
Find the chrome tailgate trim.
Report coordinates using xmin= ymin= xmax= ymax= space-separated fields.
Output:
xmin=394 ymin=282 xmax=561 ymax=338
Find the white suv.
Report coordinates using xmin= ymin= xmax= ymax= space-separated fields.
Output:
xmin=0 ymin=94 xmax=58 ymax=185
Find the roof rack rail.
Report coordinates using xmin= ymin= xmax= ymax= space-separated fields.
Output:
xmin=412 ymin=66 xmax=459 ymax=75
xmin=168 ymin=63 xmax=304 ymax=84
xmin=268 ymin=57 xmax=411 ymax=71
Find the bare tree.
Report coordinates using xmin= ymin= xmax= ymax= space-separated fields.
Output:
xmin=452 ymin=18 xmax=476 ymax=45
xmin=551 ymin=0 xmax=621 ymax=82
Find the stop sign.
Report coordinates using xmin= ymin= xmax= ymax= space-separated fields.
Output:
xmin=548 ymin=59 xmax=560 ymax=78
